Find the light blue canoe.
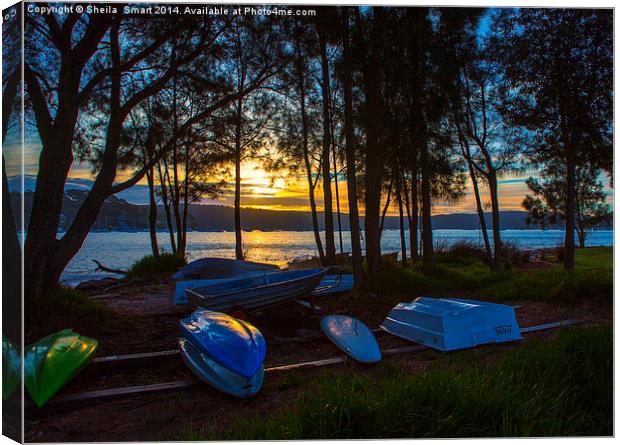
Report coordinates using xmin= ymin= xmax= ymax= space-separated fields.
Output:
xmin=180 ymin=309 xmax=266 ymax=379
xmin=186 ymin=268 xmax=328 ymax=312
xmin=311 ymin=274 xmax=354 ymax=297
xmin=321 ymin=315 xmax=382 ymax=363
xmin=381 ymin=297 xmax=523 ymax=351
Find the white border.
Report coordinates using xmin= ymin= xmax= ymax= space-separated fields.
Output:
xmin=0 ymin=2 xmax=616 ymax=445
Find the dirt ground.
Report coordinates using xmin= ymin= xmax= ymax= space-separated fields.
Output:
xmin=23 ymin=262 xmax=612 ymax=442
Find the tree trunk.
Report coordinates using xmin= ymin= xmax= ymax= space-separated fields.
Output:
xmin=181 ymin=129 xmax=192 ymax=259
xmin=2 ymin=66 xmax=22 ymax=336
xmin=319 ymin=27 xmax=336 ymax=266
xmin=158 ymin=162 xmax=177 ymax=253
xmin=333 ymin=147 xmax=344 ymax=254
xmin=234 ymin=100 xmax=244 ymax=260
xmin=296 ymin=43 xmax=325 ymax=262
xmin=406 ymin=8 xmax=434 ymax=271
xmin=463 ymin=152 xmax=492 ymax=261
xmin=23 ymin=19 xmax=111 ymax=300
xmin=410 ymin=167 xmax=419 ymax=260
xmin=358 ymin=8 xmax=385 ymax=277
xmin=379 ymin=177 xmax=394 ymax=233
xmin=171 ymin=77 xmax=185 ymax=258
xmin=420 ymin=140 xmax=434 ymax=269
xmin=341 ymin=6 xmax=364 ymax=288
xmin=577 ymin=226 xmax=586 ymax=248
xmin=146 ymin=167 xmax=160 ymax=257
xmin=564 ymin=143 xmax=576 ymax=270
xmin=397 ymin=174 xmax=407 ymax=263
xmin=488 ymin=170 xmax=502 ymax=269
xmin=559 ymin=93 xmax=576 ymax=271
xmin=401 ymin=169 xmax=416 ymax=261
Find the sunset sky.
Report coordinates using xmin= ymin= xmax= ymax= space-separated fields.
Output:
xmin=7 ymin=137 xmax=613 ymax=216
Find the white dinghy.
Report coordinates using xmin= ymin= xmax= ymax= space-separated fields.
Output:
xmin=381 ymin=297 xmax=523 ymax=351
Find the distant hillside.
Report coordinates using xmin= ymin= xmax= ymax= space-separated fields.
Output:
xmin=11 ymin=189 xmax=611 ymax=232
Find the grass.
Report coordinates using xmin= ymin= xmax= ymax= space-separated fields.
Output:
xmin=25 ymin=286 xmax=119 ymax=342
xmin=186 ymin=325 xmax=612 ymax=439
xmin=35 ymin=286 xmax=112 ymax=321
xmin=367 ymin=247 xmax=612 ymax=304
xmin=574 ymin=247 xmax=613 ymax=271
xmin=125 ymin=252 xmax=187 ymax=279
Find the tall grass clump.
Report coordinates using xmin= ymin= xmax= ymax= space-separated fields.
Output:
xmin=125 ymin=252 xmax=186 ymax=279
xmin=27 ymin=285 xmax=114 ymax=328
xmin=190 ymin=326 xmax=611 ymax=439
xmin=437 ymin=240 xmax=489 ymax=265
xmin=499 ymin=241 xmax=531 ymax=268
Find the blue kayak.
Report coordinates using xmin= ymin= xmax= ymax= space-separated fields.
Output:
xmin=180 ymin=309 xmax=266 ymax=380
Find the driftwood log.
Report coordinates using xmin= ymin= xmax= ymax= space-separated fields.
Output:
xmin=92 ymin=260 xmax=128 ymax=275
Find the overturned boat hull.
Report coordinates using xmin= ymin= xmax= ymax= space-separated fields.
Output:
xmin=321 ymin=315 xmax=381 ymax=363
xmin=180 ymin=309 xmax=266 ymax=378
xmin=381 ymin=297 xmax=523 ymax=351
xmin=179 ymin=337 xmax=264 ymax=398
xmin=24 ymin=329 xmax=98 ymax=407
xmin=173 ymin=258 xmax=279 ymax=281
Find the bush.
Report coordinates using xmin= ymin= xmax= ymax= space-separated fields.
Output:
xmin=441 ymin=240 xmax=489 ymax=265
xmin=499 ymin=241 xmax=530 ymax=267
xmin=125 ymin=252 xmax=186 ymax=279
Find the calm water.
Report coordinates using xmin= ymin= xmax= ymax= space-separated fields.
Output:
xmin=60 ymin=229 xmax=614 ymax=286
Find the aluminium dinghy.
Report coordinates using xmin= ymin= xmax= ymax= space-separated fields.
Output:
xmin=186 ymin=268 xmax=328 ymax=312
xmin=173 ymin=258 xmax=279 ymax=281
xmin=381 ymin=297 xmax=523 ymax=351
xmin=311 ymin=274 xmax=354 ymax=297
xmin=179 ymin=309 xmax=266 ymax=397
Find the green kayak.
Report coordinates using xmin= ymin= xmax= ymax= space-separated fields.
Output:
xmin=2 ymin=335 xmax=21 ymax=401
xmin=25 ymin=329 xmax=98 ymax=407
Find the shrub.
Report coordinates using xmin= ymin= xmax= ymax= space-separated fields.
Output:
xmin=125 ymin=252 xmax=186 ymax=279
xmin=498 ymin=241 xmax=530 ymax=268
xmin=443 ymin=240 xmax=489 ymax=264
